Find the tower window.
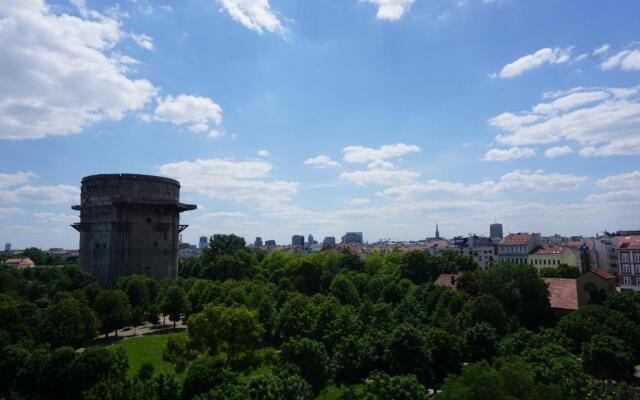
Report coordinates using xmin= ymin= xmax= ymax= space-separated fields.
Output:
xmin=154 ymin=241 xmax=158 ymax=248
xmin=146 ymin=218 xmax=152 ymax=223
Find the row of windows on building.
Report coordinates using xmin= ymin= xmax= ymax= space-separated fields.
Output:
xmin=620 ymin=264 xmax=640 ymax=274
xmin=531 ymin=259 xmax=561 ymax=266
xmin=621 ymin=276 xmax=640 ymax=286
xmin=620 ymin=252 xmax=640 ymax=263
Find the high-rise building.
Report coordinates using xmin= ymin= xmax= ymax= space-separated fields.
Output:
xmin=199 ymin=236 xmax=208 ymax=249
xmin=490 ymin=223 xmax=503 ymax=240
xmin=292 ymin=235 xmax=305 ymax=246
xmin=308 ymin=234 xmax=315 ymax=246
xmin=71 ymin=173 xmax=196 ymax=287
xmin=255 ymin=237 xmax=263 ymax=248
xmin=265 ymin=240 xmax=276 ymax=247
xmin=342 ymin=232 xmax=363 ymax=245
xmin=3 ymin=243 xmax=10 ymax=252
xmin=323 ymin=236 xmax=336 ymax=246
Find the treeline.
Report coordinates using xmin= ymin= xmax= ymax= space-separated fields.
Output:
xmin=1 ymin=234 xmax=639 ymax=399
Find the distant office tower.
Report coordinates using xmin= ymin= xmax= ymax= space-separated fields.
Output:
xmin=4 ymin=243 xmax=10 ymax=252
xmin=342 ymin=232 xmax=364 ymax=245
xmin=490 ymin=223 xmax=504 ymax=240
xmin=323 ymin=236 xmax=336 ymax=246
xmin=199 ymin=236 xmax=208 ymax=249
xmin=308 ymin=234 xmax=315 ymax=245
xmin=435 ymin=224 xmax=442 ymax=240
xmin=265 ymin=240 xmax=276 ymax=247
xmin=255 ymin=237 xmax=263 ymax=248
xmin=292 ymin=235 xmax=305 ymax=246
xmin=71 ymin=173 xmax=196 ymax=287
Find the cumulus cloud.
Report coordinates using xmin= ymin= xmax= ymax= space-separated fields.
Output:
xmin=343 ymin=143 xmax=420 ymax=163
xmin=360 ymin=0 xmax=416 ymax=21
xmin=592 ymin=44 xmax=610 ymax=57
xmin=304 ymin=155 xmax=341 ymax=168
xmin=257 ymin=150 xmax=270 ymax=157
xmin=158 ymin=158 xmax=298 ymax=208
xmin=340 ymin=159 xmax=420 ymax=186
xmin=586 ymin=172 xmax=640 ymax=202
xmin=33 ymin=212 xmax=78 ymax=223
xmin=0 ymin=171 xmax=36 ymax=189
xmin=154 ymin=95 xmax=223 ymax=137
xmin=0 ymin=171 xmax=79 ymax=204
xmin=489 ymin=86 xmax=640 ymax=156
xmin=601 ymin=50 xmax=640 ymax=71
xmin=544 ymin=145 xmax=573 ymax=158
xmin=0 ymin=0 xmax=157 ymax=139
xmin=349 ymin=198 xmax=371 ymax=205
xmin=202 ymin=211 xmax=250 ymax=219
xmin=0 ymin=208 xmax=24 ymax=218
xmin=130 ymin=33 xmax=154 ymax=50
xmin=495 ymin=47 xmax=573 ymax=78
xmin=216 ymin=0 xmax=287 ymax=36
xmin=483 ymin=147 xmax=536 ymax=161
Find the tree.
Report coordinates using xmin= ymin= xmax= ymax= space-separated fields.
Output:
xmin=246 ymin=369 xmax=313 ymax=400
xmin=163 ymin=334 xmax=197 ymax=373
xmin=401 ymin=251 xmax=432 ymax=284
xmin=463 ymin=323 xmax=497 ymax=362
xmin=137 ymin=362 xmax=155 ymax=381
xmin=329 ymin=274 xmax=360 ymax=305
xmin=425 ymin=327 xmax=463 ymax=386
xmin=162 ymin=285 xmax=186 ymax=329
xmin=202 ymin=234 xmax=247 ymax=262
xmin=68 ymin=347 xmax=128 ymax=399
xmin=274 ymin=294 xmax=317 ymax=342
xmin=188 ymin=304 xmax=264 ymax=368
xmin=280 ymin=338 xmax=333 ymax=393
xmin=182 ymin=357 xmax=235 ymax=400
xmin=582 ymin=334 xmax=634 ymax=381
xmin=387 ymin=324 xmax=432 ymax=385
xmin=38 ymin=296 xmax=98 ymax=347
xmin=458 ymin=294 xmax=507 ymax=334
xmin=94 ymin=289 xmax=132 ymax=337
xmin=357 ymin=373 xmax=426 ymax=400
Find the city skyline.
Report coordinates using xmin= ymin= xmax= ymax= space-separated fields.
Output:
xmin=1 ymin=0 xmax=640 ymax=249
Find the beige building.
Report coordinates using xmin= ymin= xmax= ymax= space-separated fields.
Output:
xmin=529 ymin=246 xmax=580 ymax=270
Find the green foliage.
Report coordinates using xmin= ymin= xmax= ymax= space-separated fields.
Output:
xmin=162 ymin=285 xmax=187 ymax=328
xmin=582 ymin=334 xmax=634 ymax=381
xmin=183 ymin=357 xmax=235 ymax=400
xmin=360 ymin=372 xmax=428 ymax=400
xmin=38 ymin=295 xmax=98 ymax=347
xmin=202 ymin=234 xmax=247 ymax=262
xmin=330 ymin=274 xmax=360 ymax=305
xmin=95 ymin=288 xmax=132 ymax=336
xmin=280 ymin=337 xmax=334 ymax=392
xmin=246 ymin=369 xmax=313 ymax=400
xmin=164 ymin=334 xmax=197 ymax=373
xmin=463 ymin=323 xmax=497 ymax=362
xmin=387 ymin=323 xmax=432 ymax=385
xmin=539 ymin=264 xmax=581 ymax=279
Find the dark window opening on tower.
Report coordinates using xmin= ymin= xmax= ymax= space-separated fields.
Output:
xmin=147 ymin=218 xmax=151 ymax=223
xmin=154 ymin=241 xmax=158 ymax=248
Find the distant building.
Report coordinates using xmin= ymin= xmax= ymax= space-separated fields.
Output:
xmin=490 ymin=223 xmax=503 ymax=240
xmin=307 ymin=234 xmax=315 ymax=246
xmin=528 ymin=246 xmax=581 ymax=270
xmin=450 ymin=236 xmax=496 ymax=269
xmin=544 ymin=268 xmax=617 ymax=315
xmin=3 ymin=243 xmax=10 ymax=252
xmin=342 ymin=232 xmax=363 ymax=245
xmin=265 ymin=240 xmax=276 ymax=247
xmin=497 ymin=233 xmax=541 ymax=264
xmin=199 ymin=236 xmax=208 ymax=250
xmin=255 ymin=237 xmax=263 ymax=248
xmin=425 ymin=240 xmax=450 ymax=256
xmin=435 ymin=224 xmax=442 ymax=240
xmin=4 ymin=257 xmax=35 ymax=269
xmin=593 ymin=236 xmax=618 ymax=274
xmin=323 ymin=236 xmax=336 ymax=246
xmin=292 ymin=235 xmax=305 ymax=246
xmin=617 ymin=235 xmax=640 ymax=291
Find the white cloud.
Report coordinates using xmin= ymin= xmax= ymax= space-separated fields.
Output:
xmin=304 ymin=155 xmax=341 ymax=168
xmin=216 ymin=0 xmax=287 ymax=36
xmin=601 ymin=50 xmax=640 ymax=71
xmin=496 ymin=47 xmax=573 ymax=78
xmin=154 ymin=95 xmax=223 ymax=136
xmin=257 ymin=149 xmax=270 ymax=157
xmin=361 ymin=0 xmax=416 ymax=21
xmin=130 ymin=33 xmax=154 ymax=50
xmin=0 ymin=208 xmax=24 ymax=218
xmin=490 ymin=86 xmax=640 ymax=156
xmin=0 ymin=171 xmax=36 ymax=189
xmin=340 ymin=160 xmax=420 ymax=186
xmin=483 ymin=147 xmax=536 ymax=161
xmin=343 ymin=143 xmax=420 ymax=163
xmin=158 ymin=158 xmax=298 ymax=208
xmin=595 ymin=170 xmax=640 ymax=190
xmin=202 ymin=211 xmax=250 ymax=219
xmin=33 ymin=212 xmax=78 ymax=223
xmin=489 ymin=113 xmax=542 ymax=132
xmin=592 ymin=44 xmax=610 ymax=57
xmin=349 ymin=198 xmax=371 ymax=206
xmin=0 ymin=0 xmax=157 ymax=139
xmin=544 ymin=145 xmax=573 ymax=158
xmin=0 ymin=185 xmax=80 ymax=204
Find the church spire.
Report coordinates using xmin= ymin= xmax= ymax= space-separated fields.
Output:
xmin=435 ymin=223 xmax=441 ymax=240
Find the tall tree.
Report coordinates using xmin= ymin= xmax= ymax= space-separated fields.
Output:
xmin=161 ymin=285 xmax=186 ymax=329
xmin=94 ymin=289 xmax=131 ymax=337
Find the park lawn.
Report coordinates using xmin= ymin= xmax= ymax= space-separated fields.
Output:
xmin=110 ymin=331 xmax=187 ymax=382
xmin=316 ymin=386 xmax=348 ymax=400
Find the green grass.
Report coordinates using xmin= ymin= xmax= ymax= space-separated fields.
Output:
xmin=110 ymin=331 xmax=187 ymax=382
xmin=316 ymin=386 xmax=347 ymax=400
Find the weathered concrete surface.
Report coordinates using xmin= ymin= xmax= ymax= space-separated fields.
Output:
xmin=72 ymin=174 xmax=196 ymax=287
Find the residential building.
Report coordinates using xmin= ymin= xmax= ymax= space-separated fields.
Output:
xmin=425 ymin=240 xmax=450 ymax=256
xmin=254 ymin=237 xmax=263 ymax=248
xmin=198 ymin=236 xmax=208 ymax=250
xmin=4 ymin=257 xmax=35 ymax=269
xmin=4 ymin=243 xmax=10 ymax=252
xmin=617 ymin=235 xmax=640 ymax=291
xmin=497 ymin=233 xmax=541 ymax=264
xmin=449 ymin=236 xmax=496 ymax=269
xmin=265 ymin=240 xmax=276 ymax=247
xmin=308 ymin=234 xmax=315 ymax=246
xmin=342 ymin=232 xmax=363 ymax=245
xmin=566 ymin=240 xmax=596 ymax=272
xmin=528 ymin=246 xmax=581 ymax=270
xmin=490 ymin=223 xmax=503 ymax=240
xmin=292 ymin=235 xmax=305 ymax=247
xmin=323 ymin=236 xmax=336 ymax=246
xmin=434 ymin=273 xmax=461 ymax=290
xmin=593 ymin=236 xmax=619 ymax=274
xmin=577 ymin=268 xmax=617 ymax=305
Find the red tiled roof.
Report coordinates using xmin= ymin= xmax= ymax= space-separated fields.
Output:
xmin=427 ymin=240 xmax=449 ymax=248
xmin=535 ymin=246 xmax=567 ymax=255
xmin=502 ymin=233 xmax=533 ymax=245
xmin=4 ymin=258 xmax=35 ymax=266
xmin=435 ymin=273 xmax=461 ymax=289
xmin=617 ymin=235 xmax=640 ymax=249
xmin=567 ymin=241 xmax=593 ymax=249
xmin=589 ymin=268 xmax=616 ymax=280
xmin=544 ymin=278 xmax=579 ymax=310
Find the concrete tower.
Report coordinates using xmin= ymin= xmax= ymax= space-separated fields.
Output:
xmin=72 ymin=174 xmax=196 ymax=287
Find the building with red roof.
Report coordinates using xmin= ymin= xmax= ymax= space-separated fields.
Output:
xmin=4 ymin=258 xmax=35 ymax=269
xmin=497 ymin=233 xmax=541 ymax=264
xmin=616 ymin=235 xmax=640 ymax=291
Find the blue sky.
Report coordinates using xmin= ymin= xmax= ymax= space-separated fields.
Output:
xmin=1 ymin=0 xmax=640 ymax=248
